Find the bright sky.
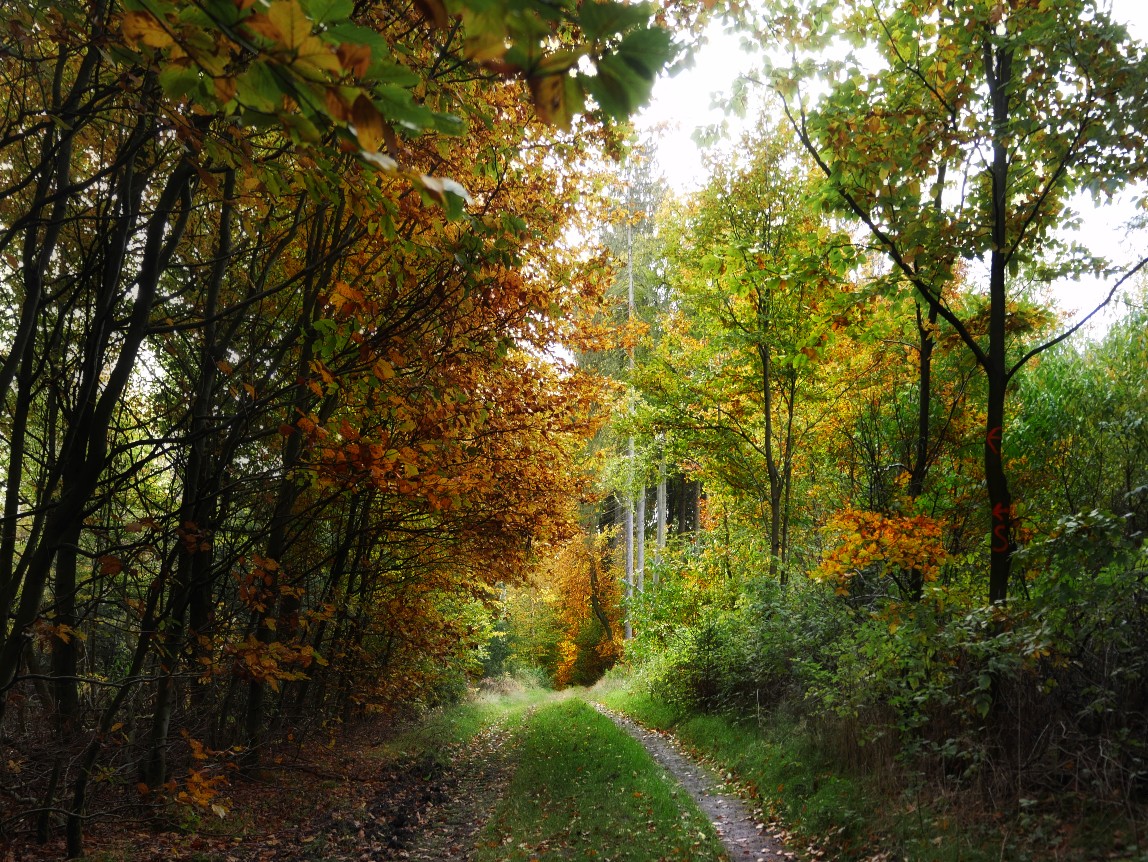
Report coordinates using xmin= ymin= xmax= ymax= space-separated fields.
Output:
xmin=635 ymin=1 xmax=1148 ymax=330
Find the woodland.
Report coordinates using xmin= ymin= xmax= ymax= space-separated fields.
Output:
xmin=1 ymin=0 xmax=1147 ymax=860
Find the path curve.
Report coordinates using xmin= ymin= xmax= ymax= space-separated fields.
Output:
xmin=592 ymin=704 xmax=791 ymax=862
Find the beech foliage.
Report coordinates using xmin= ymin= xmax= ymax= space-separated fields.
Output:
xmin=0 ymin=0 xmax=672 ymax=853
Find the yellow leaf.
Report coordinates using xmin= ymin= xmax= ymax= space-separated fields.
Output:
xmin=122 ymin=11 xmax=173 ymax=48
xmin=528 ymin=74 xmax=569 ymax=129
xmin=351 ymin=94 xmax=384 ymax=152
xmin=266 ymin=0 xmax=311 ymax=50
xmin=295 ymin=36 xmax=342 ymax=77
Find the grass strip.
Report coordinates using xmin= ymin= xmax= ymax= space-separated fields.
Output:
xmin=597 ymin=688 xmax=875 ymax=857
xmin=372 ymin=683 xmax=550 ymax=765
xmin=473 ymin=696 xmax=726 ymax=862
xmin=598 ymin=686 xmax=1145 ymax=862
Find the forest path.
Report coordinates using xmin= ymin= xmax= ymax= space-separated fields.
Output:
xmin=393 ymin=717 xmax=519 ymax=860
xmin=591 ymin=702 xmax=792 ymax=862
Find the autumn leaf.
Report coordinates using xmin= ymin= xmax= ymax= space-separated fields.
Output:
xmin=351 ymin=94 xmax=385 ymax=151
xmin=121 ymin=11 xmax=173 ymax=48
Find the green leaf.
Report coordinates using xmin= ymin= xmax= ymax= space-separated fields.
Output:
xmin=589 ymin=52 xmax=651 ymax=119
xmin=236 ymin=61 xmax=282 ymax=113
xmin=615 ymin=26 xmax=675 ymax=79
xmin=373 ymin=84 xmax=436 ymax=132
xmin=578 ymin=0 xmax=652 ymax=42
xmin=158 ymin=66 xmax=203 ymax=101
xmin=301 ymin=0 xmax=354 ymax=24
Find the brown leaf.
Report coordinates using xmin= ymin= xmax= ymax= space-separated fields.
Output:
xmin=412 ymin=0 xmax=450 ymax=29
xmin=324 ymin=87 xmax=351 ymax=121
xmin=337 ymin=43 xmax=372 ymax=77
xmin=243 ymin=12 xmax=283 ymax=42
xmin=214 ymin=76 xmax=237 ymax=103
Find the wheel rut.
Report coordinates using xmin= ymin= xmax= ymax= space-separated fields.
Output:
xmin=592 ymin=703 xmax=792 ymax=862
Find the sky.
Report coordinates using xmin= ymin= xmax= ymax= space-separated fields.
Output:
xmin=633 ymin=1 xmax=1148 ymax=330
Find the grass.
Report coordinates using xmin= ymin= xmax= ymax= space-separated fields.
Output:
xmin=370 ymin=681 xmax=551 ymax=765
xmin=596 ymin=687 xmax=878 ymax=859
xmin=473 ymin=696 xmax=727 ymax=862
xmin=595 ymin=682 xmax=1148 ymax=862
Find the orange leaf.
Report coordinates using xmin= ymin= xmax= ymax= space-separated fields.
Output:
xmin=337 ymin=43 xmax=371 ymax=77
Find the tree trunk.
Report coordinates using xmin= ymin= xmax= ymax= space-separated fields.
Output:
xmin=985 ymin=35 xmax=1015 ymax=605
xmin=50 ymin=518 xmax=82 ymax=733
xmin=654 ymin=462 xmax=666 ymax=581
xmin=635 ymin=485 xmax=646 ymax=593
xmin=623 ymin=486 xmax=634 ymax=641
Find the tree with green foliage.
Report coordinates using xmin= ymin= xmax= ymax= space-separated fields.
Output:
xmin=635 ymin=119 xmax=857 ymax=583
xmin=758 ymin=0 xmax=1148 ymax=602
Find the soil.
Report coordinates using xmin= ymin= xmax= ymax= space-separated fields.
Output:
xmin=397 ymin=721 xmax=517 ymax=860
xmin=592 ymin=703 xmax=794 ymax=862
xmin=2 ymin=720 xmax=517 ymax=862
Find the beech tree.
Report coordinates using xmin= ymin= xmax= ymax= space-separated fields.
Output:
xmin=0 ymin=0 xmax=671 ymax=853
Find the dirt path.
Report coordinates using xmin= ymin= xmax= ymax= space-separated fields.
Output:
xmin=397 ymin=720 xmax=518 ymax=860
xmin=592 ymin=704 xmax=792 ymax=862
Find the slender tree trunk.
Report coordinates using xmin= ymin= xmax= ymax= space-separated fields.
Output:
xmin=144 ymin=171 xmax=235 ymax=788
xmin=624 ymin=208 xmax=636 ymax=638
xmin=654 ymin=460 xmax=666 ymax=581
xmin=0 ymin=156 xmax=194 ymax=727
xmin=65 ymin=576 xmax=163 ymax=858
xmin=780 ymin=369 xmax=798 ymax=582
xmin=584 ymin=531 xmax=614 ymax=642
xmin=623 ymin=487 xmax=634 ymax=641
xmin=636 ymin=486 xmax=645 ymax=593
xmin=50 ymin=518 xmax=82 ymax=732
xmin=758 ymin=342 xmax=782 ymax=580
xmin=985 ymin=36 xmax=1015 ymax=605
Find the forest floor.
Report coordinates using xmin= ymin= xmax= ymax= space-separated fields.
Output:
xmin=4 ymin=688 xmax=790 ymax=862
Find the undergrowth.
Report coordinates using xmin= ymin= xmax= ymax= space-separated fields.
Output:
xmin=597 ymin=678 xmax=1148 ymax=862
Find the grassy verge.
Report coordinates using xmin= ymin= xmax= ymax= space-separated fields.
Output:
xmin=596 ymin=683 xmax=1148 ymax=862
xmin=473 ymin=696 xmax=726 ymax=862
xmin=596 ymin=687 xmax=877 ymax=859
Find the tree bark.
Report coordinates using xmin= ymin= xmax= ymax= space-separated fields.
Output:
xmin=985 ymin=34 xmax=1015 ymax=605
